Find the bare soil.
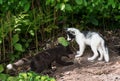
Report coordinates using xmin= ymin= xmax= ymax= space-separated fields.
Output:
xmin=54 ymin=30 xmax=120 ymax=81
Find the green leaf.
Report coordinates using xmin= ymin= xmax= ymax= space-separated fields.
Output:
xmin=29 ymin=30 xmax=34 ymax=36
xmin=114 ymin=15 xmax=120 ymax=21
xmin=35 ymin=76 xmax=41 ymax=80
xmin=108 ymin=0 xmax=113 ymax=4
xmin=25 ymin=43 xmax=29 ymax=48
xmin=89 ymin=16 xmax=98 ymax=26
xmin=21 ymin=39 xmax=26 ymax=42
xmin=108 ymin=0 xmax=115 ymax=8
xmin=75 ymin=0 xmax=83 ymax=5
xmin=12 ymin=34 xmax=19 ymax=45
xmin=27 ymin=72 xmax=33 ymax=77
xmin=64 ymin=0 xmax=68 ymax=3
xmin=118 ymin=3 xmax=120 ymax=9
xmin=50 ymin=78 xmax=56 ymax=81
xmin=0 ymin=0 xmax=3 ymax=4
xmin=41 ymin=76 xmax=47 ymax=81
xmin=28 ymin=39 xmax=32 ymax=42
xmin=24 ymin=3 xmax=30 ymax=12
xmin=0 ymin=73 xmax=9 ymax=81
xmin=60 ymin=3 xmax=65 ymax=11
xmin=112 ymin=2 xmax=115 ymax=8
xmin=55 ymin=4 xmax=60 ymax=10
xmin=0 ymin=65 xmax=4 ymax=73
xmin=0 ymin=39 xmax=2 ymax=44
xmin=84 ymin=0 xmax=87 ymax=6
xmin=50 ymin=0 xmax=55 ymax=4
xmin=14 ymin=43 xmax=23 ymax=52
xmin=7 ymin=76 xmax=18 ymax=81
xmin=46 ymin=0 xmax=51 ymax=5
xmin=58 ymin=37 xmax=69 ymax=47
xmin=65 ymin=4 xmax=72 ymax=11
xmin=19 ymin=73 xmax=27 ymax=79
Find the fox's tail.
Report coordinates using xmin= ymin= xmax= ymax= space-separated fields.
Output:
xmin=102 ymin=40 xmax=109 ymax=62
xmin=7 ymin=58 xmax=31 ymax=70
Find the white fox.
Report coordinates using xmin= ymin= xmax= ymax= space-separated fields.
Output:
xmin=66 ymin=28 xmax=109 ymax=62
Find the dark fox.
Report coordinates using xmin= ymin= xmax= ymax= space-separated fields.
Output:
xmin=30 ymin=44 xmax=73 ymax=73
xmin=7 ymin=44 xmax=74 ymax=73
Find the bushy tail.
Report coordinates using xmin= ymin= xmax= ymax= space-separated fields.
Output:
xmin=6 ymin=58 xmax=31 ymax=70
xmin=102 ymin=41 xmax=109 ymax=62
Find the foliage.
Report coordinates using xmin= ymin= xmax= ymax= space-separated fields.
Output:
xmin=0 ymin=65 xmax=4 ymax=73
xmin=46 ymin=0 xmax=72 ymax=12
xmin=0 ymin=71 xmax=56 ymax=81
xmin=0 ymin=0 xmax=30 ymax=13
xmin=45 ymin=0 xmax=120 ymax=29
xmin=0 ymin=5 xmax=56 ymax=61
xmin=58 ymin=37 xmax=69 ymax=47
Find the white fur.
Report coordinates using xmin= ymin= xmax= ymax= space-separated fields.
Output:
xmin=67 ymin=34 xmax=71 ymax=41
xmin=7 ymin=64 xmax=13 ymax=70
xmin=66 ymin=28 xmax=109 ymax=62
xmin=6 ymin=59 xmax=25 ymax=70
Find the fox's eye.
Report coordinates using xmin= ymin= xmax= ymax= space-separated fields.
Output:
xmin=66 ymin=31 xmax=70 ymax=34
xmin=70 ymin=31 xmax=75 ymax=35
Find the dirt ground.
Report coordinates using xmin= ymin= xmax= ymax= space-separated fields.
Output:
xmin=53 ymin=30 xmax=120 ymax=81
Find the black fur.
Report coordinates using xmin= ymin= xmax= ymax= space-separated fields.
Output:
xmin=66 ymin=31 xmax=75 ymax=40
xmin=30 ymin=44 xmax=73 ymax=73
xmin=81 ymin=31 xmax=90 ymax=37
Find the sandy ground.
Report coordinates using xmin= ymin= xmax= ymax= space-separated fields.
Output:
xmin=54 ymin=50 xmax=120 ymax=81
xmin=53 ymin=30 xmax=120 ymax=81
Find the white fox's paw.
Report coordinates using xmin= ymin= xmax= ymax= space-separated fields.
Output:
xmin=75 ymin=54 xmax=81 ymax=58
xmin=76 ymin=51 xmax=83 ymax=57
xmin=98 ymin=57 xmax=103 ymax=61
xmin=88 ymin=58 xmax=95 ymax=62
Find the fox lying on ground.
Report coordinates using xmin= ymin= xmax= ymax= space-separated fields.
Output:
xmin=7 ymin=44 xmax=73 ymax=73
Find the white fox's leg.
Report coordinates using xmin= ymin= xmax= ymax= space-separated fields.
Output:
xmin=98 ymin=46 xmax=104 ymax=61
xmin=75 ymin=43 xmax=85 ymax=57
xmin=101 ymin=40 xmax=109 ymax=62
xmin=88 ymin=46 xmax=99 ymax=61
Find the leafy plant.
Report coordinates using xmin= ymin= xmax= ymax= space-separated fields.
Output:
xmin=0 ymin=0 xmax=31 ymax=13
xmin=12 ymin=34 xmax=23 ymax=52
xmin=0 ymin=73 xmax=9 ymax=81
xmin=58 ymin=37 xmax=69 ymax=47
xmin=0 ymin=71 xmax=56 ymax=81
xmin=0 ymin=64 xmax=4 ymax=73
